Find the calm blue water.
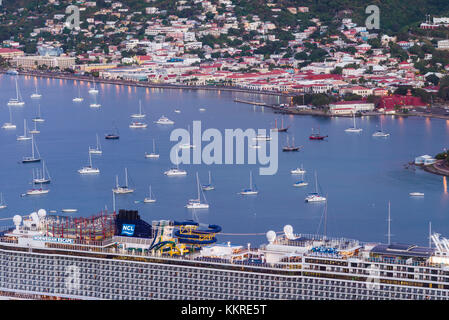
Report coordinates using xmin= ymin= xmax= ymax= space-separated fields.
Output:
xmin=1 ymin=75 xmax=448 ymax=246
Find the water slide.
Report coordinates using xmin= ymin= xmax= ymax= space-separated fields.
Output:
xmin=173 ymin=221 xmax=222 ymax=245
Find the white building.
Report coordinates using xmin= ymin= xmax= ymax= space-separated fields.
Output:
xmin=329 ymin=101 xmax=375 ymax=115
xmin=415 ymin=155 xmax=437 ymax=165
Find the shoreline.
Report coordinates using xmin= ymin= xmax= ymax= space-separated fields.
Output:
xmin=4 ymin=69 xmax=449 ymax=120
xmin=0 ymin=69 xmax=294 ymax=98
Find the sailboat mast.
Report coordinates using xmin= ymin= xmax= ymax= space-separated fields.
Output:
xmin=315 ymin=171 xmax=318 ymax=193
xmin=31 ymin=135 xmax=35 ymax=158
xmin=250 ymin=171 xmax=253 ymax=189
xmin=196 ymin=172 xmax=200 ymax=200
xmin=125 ymin=168 xmax=129 ymax=187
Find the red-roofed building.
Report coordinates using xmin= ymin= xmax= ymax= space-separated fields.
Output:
xmin=0 ymin=48 xmax=24 ymax=59
xmin=378 ymin=94 xmax=427 ymax=111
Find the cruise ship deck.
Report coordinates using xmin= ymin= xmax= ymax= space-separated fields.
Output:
xmin=1 ymin=209 xmax=449 ymax=300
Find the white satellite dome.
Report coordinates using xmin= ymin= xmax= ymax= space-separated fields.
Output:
xmin=283 ymin=225 xmax=295 ymax=239
xmin=266 ymin=230 xmax=276 ymax=243
xmin=30 ymin=212 xmax=39 ymax=224
xmin=13 ymin=215 xmax=22 ymax=226
xmin=37 ymin=209 xmax=47 ymax=218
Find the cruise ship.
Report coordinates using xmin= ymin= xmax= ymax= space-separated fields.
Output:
xmin=1 ymin=208 xmax=449 ymax=300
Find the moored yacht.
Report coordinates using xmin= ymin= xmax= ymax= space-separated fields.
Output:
xmin=145 ymin=139 xmax=159 ymax=158
xmin=17 ymin=119 xmax=31 ymax=141
xmin=305 ymin=172 xmax=326 ymax=202
xmin=239 ymin=171 xmax=258 ymax=195
xmin=112 ymin=168 xmax=134 ymax=194
xmin=155 ymin=116 xmax=174 ymax=125
xmin=8 ymin=78 xmax=25 ymax=106
xmin=78 ymin=152 xmax=99 ymax=174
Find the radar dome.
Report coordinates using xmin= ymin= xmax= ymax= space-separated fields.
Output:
xmin=30 ymin=212 xmax=39 ymax=223
xmin=13 ymin=215 xmax=22 ymax=226
xmin=37 ymin=209 xmax=47 ymax=218
xmin=283 ymin=225 xmax=294 ymax=239
xmin=266 ymin=230 xmax=276 ymax=243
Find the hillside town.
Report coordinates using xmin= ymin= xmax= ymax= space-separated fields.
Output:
xmin=2 ymin=0 xmax=449 ymax=116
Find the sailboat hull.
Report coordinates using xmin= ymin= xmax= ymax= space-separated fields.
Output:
xmin=22 ymin=158 xmax=41 ymax=163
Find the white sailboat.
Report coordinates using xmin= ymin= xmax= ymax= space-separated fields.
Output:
xmin=2 ymin=106 xmax=16 ymax=129
xmin=26 ymin=171 xmax=49 ymax=196
xmin=22 ymin=135 xmax=41 ymax=163
xmin=145 ymin=139 xmax=160 ymax=158
xmin=30 ymin=84 xmax=42 ymax=99
xmin=155 ymin=115 xmax=174 ymax=125
xmin=293 ymin=169 xmax=308 ymax=187
xmin=240 ymin=171 xmax=258 ymax=195
xmin=252 ymin=134 xmax=272 ymax=141
xmin=131 ymin=100 xmax=146 ymax=118
xmin=8 ymin=78 xmax=25 ymax=106
xmin=73 ymin=88 xmax=83 ymax=102
xmin=89 ymin=134 xmax=102 ymax=155
xmin=202 ymin=171 xmax=215 ymax=191
xmin=88 ymin=81 xmax=99 ymax=94
xmin=144 ymin=185 xmax=156 ymax=203
xmin=0 ymin=193 xmax=7 ymax=210
xmin=180 ymin=125 xmax=195 ymax=149
xmin=112 ymin=168 xmax=134 ymax=194
xmin=90 ymin=94 xmax=101 ymax=108
xmin=129 ymin=121 xmax=147 ymax=128
xmin=164 ymin=149 xmax=187 ymax=176
xmin=32 ymin=104 xmax=45 ymax=122
xmin=17 ymin=119 xmax=31 ymax=141
xmin=291 ymin=165 xmax=306 ymax=175
xmin=345 ymin=113 xmax=363 ymax=133
xmin=29 ymin=121 xmax=40 ymax=134
xmin=26 ymin=186 xmax=49 ymax=196
xmin=372 ymin=119 xmax=390 ymax=137
xmin=305 ymin=172 xmax=326 ymax=202
xmin=33 ymin=160 xmax=51 ymax=184
xmin=78 ymin=151 xmax=100 ymax=174
xmin=186 ymin=172 xmax=210 ymax=209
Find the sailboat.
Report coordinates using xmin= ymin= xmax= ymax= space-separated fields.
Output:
xmin=143 ymin=185 xmax=156 ymax=203
xmin=2 ymin=106 xmax=16 ymax=129
xmin=164 ymin=154 xmax=187 ymax=175
xmin=89 ymin=134 xmax=102 ymax=155
xmin=88 ymin=81 xmax=99 ymax=94
xmin=282 ymin=136 xmax=302 ymax=152
xmin=90 ymin=94 xmax=101 ymax=108
xmin=145 ymin=139 xmax=160 ymax=158
xmin=73 ymin=88 xmax=83 ymax=102
xmin=29 ymin=121 xmax=40 ymax=134
xmin=30 ymin=84 xmax=42 ymax=99
xmin=8 ymin=78 xmax=25 ymax=106
xmin=155 ymin=115 xmax=174 ymax=125
xmin=22 ymin=135 xmax=41 ymax=163
xmin=32 ymin=104 xmax=45 ymax=122
xmin=105 ymin=125 xmax=119 ymax=139
xmin=305 ymin=171 xmax=326 ymax=202
xmin=112 ymin=168 xmax=134 ymax=194
xmin=129 ymin=120 xmax=147 ymax=128
xmin=186 ymin=172 xmax=210 ymax=209
xmin=0 ymin=193 xmax=6 ymax=210
xmin=26 ymin=185 xmax=49 ymax=196
xmin=180 ymin=125 xmax=195 ymax=149
xmin=345 ymin=113 xmax=363 ymax=133
xmin=239 ymin=171 xmax=258 ymax=195
xmin=271 ymin=118 xmax=289 ymax=132
xmin=131 ymin=100 xmax=146 ymax=118
xmin=78 ymin=151 xmax=100 ymax=174
xmin=17 ymin=119 xmax=31 ymax=141
xmin=373 ymin=119 xmax=390 ymax=137
xmin=26 ymin=171 xmax=49 ymax=195
xmin=291 ymin=165 xmax=306 ymax=175
xmin=202 ymin=171 xmax=215 ymax=191
xmin=33 ymin=160 xmax=51 ymax=184
xmin=309 ymin=128 xmax=327 ymax=140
